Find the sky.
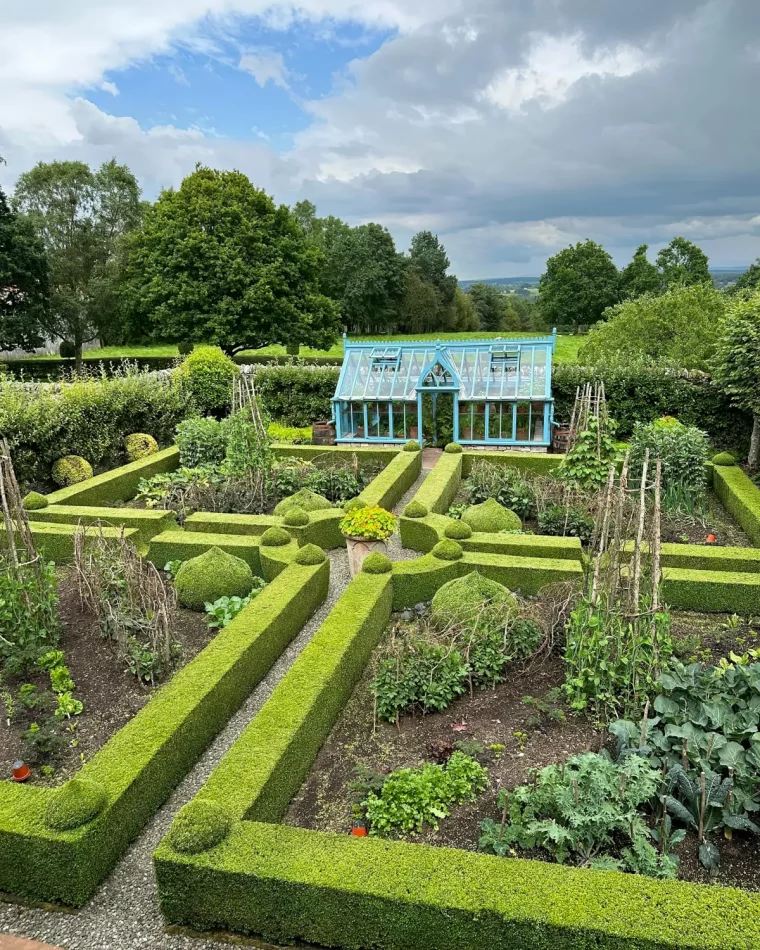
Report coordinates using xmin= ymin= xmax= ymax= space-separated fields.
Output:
xmin=1 ymin=0 xmax=759 ymax=279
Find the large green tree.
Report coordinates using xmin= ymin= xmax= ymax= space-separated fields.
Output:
xmin=538 ymin=240 xmax=620 ymax=330
xmin=468 ymin=282 xmax=504 ymax=331
xmin=14 ymin=159 xmax=142 ymax=363
xmin=0 ymin=166 xmax=50 ymax=352
xmin=656 ymin=236 xmax=710 ymax=288
xmin=579 ymin=282 xmax=724 ymax=371
xmin=729 ymin=258 xmax=760 ymax=295
xmin=397 ymin=272 xmax=440 ymax=333
xmin=712 ymin=291 xmax=760 ymax=468
xmin=409 ymin=231 xmax=457 ymax=307
xmin=123 ymin=167 xmax=339 ymax=354
xmin=619 ymin=244 xmax=662 ymax=299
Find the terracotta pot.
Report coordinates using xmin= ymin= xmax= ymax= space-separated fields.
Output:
xmin=705 ymin=533 xmax=717 ymax=544
xmin=351 ymin=821 xmax=368 ymax=837
xmin=460 ymin=426 xmax=473 ymax=441
xmin=408 ymin=426 xmax=419 ymax=439
xmin=345 ymin=536 xmax=388 ymax=577
xmin=12 ymin=760 xmax=30 ymax=782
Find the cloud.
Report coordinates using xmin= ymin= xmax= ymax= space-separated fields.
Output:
xmin=100 ymin=80 xmax=120 ymax=96
xmin=239 ymin=47 xmax=289 ymax=88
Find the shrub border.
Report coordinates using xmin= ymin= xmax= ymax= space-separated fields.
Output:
xmin=713 ymin=465 xmax=760 ymax=546
xmin=0 ymin=550 xmax=329 ymax=906
xmin=154 ymin=555 xmax=760 ymax=950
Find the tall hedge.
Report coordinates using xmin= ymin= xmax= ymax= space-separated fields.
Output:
xmin=254 ymin=364 xmax=339 ymax=428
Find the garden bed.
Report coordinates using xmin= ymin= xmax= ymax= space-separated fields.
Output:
xmin=0 ymin=568 xmax=213 ymax=786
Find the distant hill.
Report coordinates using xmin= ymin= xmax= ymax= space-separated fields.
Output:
xmin=458 ymin=277 xmax=539 ymax=290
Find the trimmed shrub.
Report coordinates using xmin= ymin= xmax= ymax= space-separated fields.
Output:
xmin=255 ymin=364 xmax=338 ymax=427
xmin=432 ymin=570 xmax=517 ymax=628
xmin=431 ymin=539 xmax=463 ymax=561
xmin=261 ymin=527 xmax=292 ymax=547
xmin=343 ymin=497 xmax=364 ymax=512
xmin=174 ymin=416 xmax=227 ymax=468
xmin=166 ymin=800 xmax=234 ymax=854
xmin=124 ymin=433 xmax=158 ymax=461
xmin=712 ymin=451 xmax=736 ymax=466
xmin=294 ymin=544 xmax=327 ymax=566
xmin=444 ymin=442 xmax=463 ymax=454
xmin=274 ymin=488 xmax=333 ymax=516
xmin=44 ymin=779 xmax=108 ymax=831
xmin=178 ymin=341 xmax=194 ymax=356
xmin=362 ymin=552 xmax=392 ymax=574
xmin=51 ymin=455 xmax=93 ymax=487
xmin=462 ymin=498 xmax=521 ymax=533
xmin=403 ymin=500 xmax=428 ymax=519
xmin=58 ymin=340 xmax=76 ymax=359
xmin=403 ymin=440 xmax=421 ymax=452
xmin=283 ymin=506 xmax=310 ymax=527
xmin=173 ymin=346 xmax=239 ymax=414
xmin=174 ymin=546 xmax=255 ymax=610
xmin=22 ymin=491 xmax=48 ymax=511
xmin=444 ymin=520 xmax=472 ymax=540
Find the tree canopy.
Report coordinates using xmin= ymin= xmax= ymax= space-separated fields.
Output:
xmin=13 ymin=158 xmax=142 ymax=361
xmin=122 ymin=167 xmax=340 ymax=353
xmin=656 ymin=236 xmax=710 ymax=288
xmin=619 ymin=244 xmax=662 ymax=299
xmin=730 ymin=258 xmax=760 ymax=296
xmin=538 ymin=240 xmax=620 ymax=329
xmin=579 ymin=282 xmax=724 ymax=371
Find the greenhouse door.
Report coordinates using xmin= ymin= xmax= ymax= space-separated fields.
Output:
xmin=419 ymin=391 xmax=456 ymax=447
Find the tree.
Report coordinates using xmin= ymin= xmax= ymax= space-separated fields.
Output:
xmin=619 ymin=244 xmax=662 ymax=299
xmin=397 ymin=272 xmax=440 ymax=334
xmin=729 ymin=259 xmax=760 ymax=296
xmin=579 ymin=283 xmax=724 ymax=371
xmin=14 ymin=159 xmax=142 ymax=364
xmin=122 ymin=167 xmax=340 ymax=354
xmin=712 ymin=291 xmax=760 ymax=468
xmin=449 ymin=287 xmax=479 ymax=331
xmin=656 ymin=236 xmax=710 ymax=288
xmin=538 ymin=240 xmax=620 ymax=330
xmin=468 ymin=283 xmax=504 ymax=331
xmin=409 ymin=231 xmax=457 ymax=307
xmin=0 ymin=174 xmax=50 ymax=352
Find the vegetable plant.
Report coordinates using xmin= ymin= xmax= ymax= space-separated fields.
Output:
xmin=204 ymin=582 xmax=265 ymax=630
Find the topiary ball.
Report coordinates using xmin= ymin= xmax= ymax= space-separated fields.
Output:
xmin=294 ymin=544 xmax=327 ymax=566
xmin=51 ymin=455 xmax=93 ymax=487
xmin=403 ymin=440 xmax=421 ymax=452
xmin=432 ymin=539 xmax=463 ymax=561
xmin=274 ymin=488 xmax=333 ymax=516
xmin=174 ymin=546 xmax=255 ymax=610
xmin=283 ymin=506 xmax=310 ymax=527
xmin=444 ymin=520 xmax=472 ymax=540
xmin=444 ymin=442 xmax=463 ymax=454
xmin=712 ymin=452 xmax=736 ymax=466
xmin=403 ymin=500 xmax=428 ymax=519
xmin=362 ymin=552 xmax=392 ymax=574
xmin=177 ymin=341 xmax=194 ymax=356
xmin=432 ymin=571 xmax=517 ymax=629
xmin=260 ymin=526 xmax=292 ymax=547
xmin=23 ymin=491 xmax=49 ymax=511
xmin=462 ymin=498 xmax=521 ymax=533
xmin=58 ymin=340 xmax=76 ymax=359
xmin=124 ymin=433 xmax=158 ymax=462
xmin=166 ymin=800 xmax=234 ymax=854
xmin=172 ymin=345 xmax=239 ymax=414
xmin=44 ymin=778 xmax=108 ymax=831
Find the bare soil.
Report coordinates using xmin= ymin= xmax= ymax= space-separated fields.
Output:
xmin=0 ymin=569 xmax=213 ymax=786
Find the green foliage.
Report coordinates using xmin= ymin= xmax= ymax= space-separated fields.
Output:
xmin=431 ymin=571 xmax=517 ymax=630
xmin=260 ymin=526 xmax=292 ymax=547
xmin=444 ymin=520 xmax=472 ymax=540
xmin=464 ymin=461 xmax=536 ymax=519
xmin=268 ymin=422 xmax=312 ymax=444
xmin=538 ymin=240 xmax=620 ymax=330
xmin=124 ymin=432 xmax=158 ymax=461
xmin=0 ymin=555 xmax=59 ymax=676
xmin=254 ymin=364 xmax=337 ymax=427
xmin=431 ymin=539 xmax=463 ymax=561
xmin=294 ymin=544 xmax=327 ymax=566
xmin=461 ymin=497 xmax=522 ymax=533
xmin=44 ymin=779 xmax=108 ymax=831
xmin=619 ymin=244 xmax=662 ymax=299
xmin=479 ymin=752 xmax=674 ymax=877
xmin=373 ymin=637 xmax=469 ymax=721
xmin=166 ymin=800 xmax=234 ymax=854
xmin=0 ymin=182 xmax=49 ymax=351
xmin=564 ymin=592 xmax=672 ymax=720
xmin=274 ymin=487 xmax=333 ymax=515
xmin=361 ymin=552 xmax=392 ymax=574
xmin=558 ymin=417 xmax=619 ymax=490
xmin=282 ymin=506 xmax=309 ymax=526
xmin=712 ymin=452 xmax=736 ymax=466
xmin=122 ymin=167 xmax=340 ymax=353
xmin=403 ymin=500 xmax=428 ymax=518
xmin=274 ymin=460 xmax=372 ymax=506
xmin=730 ymin=258 xmax=760 ymax=296
xmin=22 ymin=491 xmax=48 ymax=511
xmin=174 ymin=416 xmax=227 ymax=468
xmin=204 ymin=583 xmax=265 ymax=629
xmin=579 ymin=283 xmax=724 ymax=371
xmin=51 ymin=455 xmax=93 ymax=486
xmin=537 ymin=504 xmax=595 ymax=543
xmin=629 ymin=418 xmax=710 ymax=510
xmin=173 ymin=346 xmax=239 ymax=414
xmin=713 ymin=291 xmax=760 ymax=466
xmin=364 ymin=753 xmax=488 ymax=836
xmin=174 ymin=546 xmax=255 ymax=610
xmin=444 ymin=442 xmax=462 ymax=454
xmin=58 ymin=340 xmax=76 ymax=358
xmin=340 ymin=505 xmax=396 ymax=541
xmin=656 ymin=237 xmax=710 ymax=288
xmin=403 ymin=440 xmax=421 ymax=452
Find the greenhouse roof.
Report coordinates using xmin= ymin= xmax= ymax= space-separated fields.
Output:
xmin=333 ymin=334 xmax=556 ymax=403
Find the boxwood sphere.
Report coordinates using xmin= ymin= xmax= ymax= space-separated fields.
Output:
xmin=431 ymin=539 xmax=464 ymax=561
xmin=462 ymin=498 xmax=521 ymax=533
xmin=283 ymin=506 xmax=310 ymax=527
xmin=444 ymin=520 xmax=472 ymax=540
xmin=294 ymin=543 xmax=327 ymax=565
xmin=51 ymin=455 xmax=93 ymax=487
xmin=444 ymin=442 xmax=463 ymax=454
xmin=23 ymin=491 xmax=49 ymax=511
xmin=362 ymin=552 xmax=392 ymax=574
xmin=403 ymin=500 xmax=428 ymax=519
xmin=261 ymin=526 xmax=292 ymax=547
xmin=166 ymin=800 xmax=234 ymax=854
xmin=712 ymin=451 xmax=736 ymax=466
xmin=403 ymin=440 xmax=421 ymax=452
xmin=44 ymin=779 xmax=108 ymax=831
xmin=124 ymin=433 xmax=158 ymax=461
xmin=174 ymin=547 xmax=255 ymax=610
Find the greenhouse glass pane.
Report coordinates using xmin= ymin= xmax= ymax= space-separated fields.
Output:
xmin=532 ymin=347 xmax=548 ymax=398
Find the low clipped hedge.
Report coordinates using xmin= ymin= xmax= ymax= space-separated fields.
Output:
xmin=410 ymin=451 xmax=462 ymax=515
xmin=0 ymin=521 xmax=140 ymax=563
xmin=663 ymin=567 xmax=760 ymax=614
xmin=26 ymin=505 xmax=175 ymax=548
xmin=154 ymin=555 xmax=760 ymax=950
xmin=461 ymin=450 xmax=564 ymax=477
xmin=355 ymin=448 xmax=422 ymax=511
xmin=44 ymin=446 xmax=180 ymax=507
xmin=0 ymin=559 xmax=329 ymax=906
xmin=713 ymin=464 xmax=760 ymax=546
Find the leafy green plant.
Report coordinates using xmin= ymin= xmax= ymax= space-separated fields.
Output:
xmin=629 ymin=418 xmax=710 ymax=512
xmin=22 ymin=718 xmax=67 ymax=764
xmin=340 ymin=505 xmax=396 ymax=541
xmin=54 ymin=692 xmax=84 ymax=719
xmin=479 ymin=751 xmax=675 ymax=877
xmin=48 ymin=665 xmax=75 ymax=694
xmin=537 ymin=504 xmax=595 ymax=543
xmin=163 ymin=560 xmax=183 ymax=581
xmin=175 ymin=416 xmax=228 ymax=468
xmin=373 ymin=639 xmax=469 ymax=721
xmin=0 ymin=555 xmax=59 ymax=676
xmin=364 ymin=753 xmax=488 ymax=836
xmin=464 ymin=462 xmax=536 ymax=520
xmin=559 ymin=417 xmax=619 ymax=490
xmin=204 ymin=582 xmax=265 ymax=630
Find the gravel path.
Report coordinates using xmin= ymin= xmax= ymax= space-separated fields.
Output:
xmin=0 ymin=547 xmax=351 ymax=950
xmin=386 ymin=469 xmax=428 ymax=563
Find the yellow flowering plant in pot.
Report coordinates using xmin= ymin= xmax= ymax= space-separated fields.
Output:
xmin=339 ymin=506 xmax=396 ymax=577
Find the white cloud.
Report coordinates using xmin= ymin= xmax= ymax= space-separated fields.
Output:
xmin=239 ymin=48 xmax=289 ymax=88
xmin=100 ymin=80 xmax=120 ymax=95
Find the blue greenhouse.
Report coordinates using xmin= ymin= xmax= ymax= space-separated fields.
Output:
xmin=331 ymin=332 xmax=556 ymax=447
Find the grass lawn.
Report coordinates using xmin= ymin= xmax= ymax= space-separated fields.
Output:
xmin=26 ymin=332 xmax=584 ymax=364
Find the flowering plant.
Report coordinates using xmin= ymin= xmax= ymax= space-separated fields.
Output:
xmin=339 ymin=505 xmax=396 ymax=541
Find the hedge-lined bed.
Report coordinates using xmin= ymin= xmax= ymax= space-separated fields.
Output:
xmin=713 ymin=465 xmax=760 ymax=546
xmin=0 ymin=553 xmax=329 ymax=906
xmin=154 ymin=557 xmax=760 ymax=950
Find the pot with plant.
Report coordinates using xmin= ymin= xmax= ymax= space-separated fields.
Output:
xmin=339 ymin=505 xmax=396 ymax=576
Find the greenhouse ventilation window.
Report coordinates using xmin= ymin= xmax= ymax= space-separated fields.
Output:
xmin=331 ymin=332 xmax=557 ymax=447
